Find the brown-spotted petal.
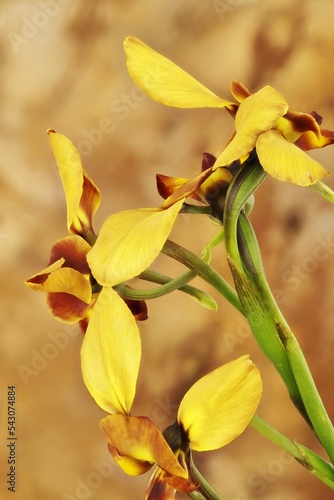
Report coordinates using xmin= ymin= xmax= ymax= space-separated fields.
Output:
xmin=49 ymin=235 xmax=91 ymax=275
xmin=100 ymin=414 xmax=189 ymax=479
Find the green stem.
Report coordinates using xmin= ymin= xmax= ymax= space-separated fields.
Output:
xmin=311 ymin=181 xmax=334 ymax=204
xmin=276 ymin=322 xmax=334 ymax=464
xmin=239 ymin=213 xmax=334 ymax=462
xmin=162 ymin=240 xmax=243 ymax=313
xmin=251 ymin=414 xmax=334 ymax=489
xmin=114 ymin=269 xmax=217 ymax=310
xmin=223 ymin=162 xmax=304 ymax=413
xmin=115 ymin=269 xmax=196 ymax=299
xmin=189 ymin=453 xmax=225 ymax=500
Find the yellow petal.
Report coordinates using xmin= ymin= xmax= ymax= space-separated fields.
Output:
xmin=81 ymin=287 xmax=141 ymax=414
xmin=25 ymin=265 xmax=91 ymax=304
xmin=178 ymin=355 xmax=262 ymax=451
xmin=25 ymin=259 xmax=65 ymax=288
xmin=257 ymin=130 xmax=329 ymax=186
xmin=214 ymin=86 xmax=288 ymax=168
xmin=87 ymin=200 xmax=184 ymax=286
xmin=124 ymin=37 xmax=235 ymax=110
xmin=100 ymin=414 xmax=188 ymax=479
xmin=47 ymin=130 xmax=100 ymax=236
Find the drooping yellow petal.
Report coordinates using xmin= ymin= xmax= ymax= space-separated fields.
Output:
xmin=100 ymin=414 xmax=188 ymax=479
xmin=124 ymin=37 xmax=236 ymax=110
xmin=25 ymin=258 xmax=65 ymax=288
xmin=214 ymin=86 xmax=288 ymax=168
xmin=25 ymin=265 xmax=91 ymax=304
xmin=81 ymin=287 xmax=141 ymax=414
xmin=25 ymin=262 xmax=92 ymax=323
xmin=47 ymin=130 xmax=100 ymax=237
xmin=87 ymin=200 xmax=184 ymax=286
xmin=178 ymin=355 xmax=262 ymax=451
xmin=257 ymin=130 xmax=329 ymax=186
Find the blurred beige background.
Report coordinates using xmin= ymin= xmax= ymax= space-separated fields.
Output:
xmin=1 ymin=0 xmax=334 ymax=499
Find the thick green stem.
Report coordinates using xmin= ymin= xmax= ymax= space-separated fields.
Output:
xmin=238 ymin=213 xmax=334 ymax=462
xmin=251 ymin=415 xmax=334 ymax=489
xmin=223 ymin=161 xmax=303 ymax=413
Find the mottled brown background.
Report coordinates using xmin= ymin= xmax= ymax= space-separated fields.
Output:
xmin=1 ymin=0 xmax=334 ymax=499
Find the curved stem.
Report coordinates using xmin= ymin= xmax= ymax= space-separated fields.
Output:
xmin=239 ymin=213 xmax=334 ymax=462
xmin=114 ymin=269 xmax=217 ymax=310
xmin=188 ymin=452 xmax=225 ymax=500
xmin=162 ymin=240 xmax=243 ymax=313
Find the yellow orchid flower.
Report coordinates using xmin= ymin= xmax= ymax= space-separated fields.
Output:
xmin=25 ymin=132 xmax=151 ymax=329
xmin=156 ymin=152 xmax=234 ymax=223
xmin=82 ymin=289 xmax=262 ymax=499
xmin=124 ymin=36 xmax=334 ymax=187
xmin=25 ymin=235 xmax=93 ymax=325
xmin=214 ymin=84 xmax=333 ymax=186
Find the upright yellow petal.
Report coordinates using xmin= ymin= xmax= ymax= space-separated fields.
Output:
xmin=214 ymin=86 xmax=288 ymax=168
xmin=87 ymin=200 xmax=184 ymax=286
xmin=257 ymin=130 xmax=329 ymax=186
xmin=124 ymin=37 xmax=235 ymax=110
xmin=81 ymin=287 xmax=141 ymax=414
xmin=47 ymin=130 xmax=100 ymax=236
xmin=178 ymin=355 xmax=262 ymax=451
xmin=100 ymin=414 xmax=188 ymax=479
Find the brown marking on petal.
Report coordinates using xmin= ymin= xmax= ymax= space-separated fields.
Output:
xmin=283 ymin=111 xmax=321 ymax=136
xmin=72 ymin=172 xmax=101 ymax=240
xmin=230 ymin=81 xmax=252 ymax=103
xmin=25 ymin=258 xmax=65 ymax=287
xmin=146 ymin=468 xmax=177 ymax=500
xmin=27 ymin=272 xmax=50 ymax=285
xmin=162 ymin=167 xmax=214 ymax=208
xmin=156 ymin=174 xmax=190 ymax=200
xmin=49 ymin=235 xmax=91 ymax=274
xmin=295 ymin=130 xmax=334 ymax=150
xmin=47 ymin=292 xmax=90 ymax=322
xmin=320 ymin=127 xmax=334 ymax=140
